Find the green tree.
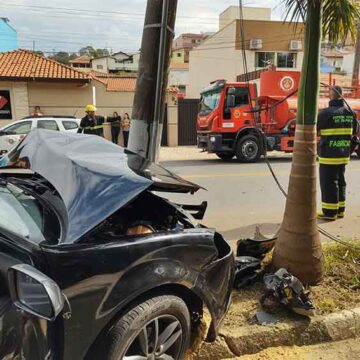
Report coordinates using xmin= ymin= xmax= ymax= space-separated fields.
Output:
xmin=272 ymin=0 xmax=360 ymax=285
xmin=79 ymin=46 xmax=109 ymax=58
xmin=50 ymin=51 xmax=71 ymax=64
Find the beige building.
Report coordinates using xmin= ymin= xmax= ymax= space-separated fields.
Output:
xmin=0 ymin=50 xmax=136 ymax=125
xmin=219 ymin=5 xmax=272 ymax=29
xmin=187 ymin=7 xmax=304 ymax=98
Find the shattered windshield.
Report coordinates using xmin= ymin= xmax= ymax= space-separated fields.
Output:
xmin=199 ymin=91 xmax=221 ymax=115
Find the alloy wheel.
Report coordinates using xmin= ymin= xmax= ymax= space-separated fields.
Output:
xmin=123 ymin=315 xmax=183 ymax=360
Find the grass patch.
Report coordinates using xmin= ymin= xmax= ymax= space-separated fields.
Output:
xmin=312 ymin=240 xmax=360 ymax=314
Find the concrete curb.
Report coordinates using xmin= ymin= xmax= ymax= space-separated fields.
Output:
xmin=196 ymin=308 xmax=360 ymax=359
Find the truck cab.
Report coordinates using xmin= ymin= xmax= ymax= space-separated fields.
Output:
xmin=197 ymin=80 xmax=259 ymax=161
xmin=197 ymin=71 xmax=302 ymax=162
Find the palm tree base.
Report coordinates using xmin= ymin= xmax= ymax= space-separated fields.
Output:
xmin=272 ymin=124 xmax=324 ymax=285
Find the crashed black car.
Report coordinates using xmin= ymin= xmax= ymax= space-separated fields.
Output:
xmin=0 ymin=129 xmax=234 ymax=360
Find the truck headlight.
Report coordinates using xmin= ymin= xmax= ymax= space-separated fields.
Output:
xmin=210 ymin=136 xmax=216 ymax=143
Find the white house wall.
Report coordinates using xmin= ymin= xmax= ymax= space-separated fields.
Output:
xmin=168 ymin=69 xmax=189 ymax=87
xmin=187 ymin=22 xmax=239 ymax=98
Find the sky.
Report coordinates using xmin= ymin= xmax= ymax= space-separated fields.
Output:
xmin=0 ymin=0 xmax=281 ymax=54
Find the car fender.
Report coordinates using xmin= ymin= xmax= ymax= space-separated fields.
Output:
xmin=95 ymin=257 xmax=200 ymax=319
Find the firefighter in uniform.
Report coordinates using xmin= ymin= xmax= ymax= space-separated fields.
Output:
xmin=77 ymin=105 xmax=104 ymax=136
xmin=317 ymin=86 xmax=358 ymax=220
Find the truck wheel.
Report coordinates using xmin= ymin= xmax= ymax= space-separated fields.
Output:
xmin=93 ymin=295 xmax=191 ymax=360
xmin=236 ymin=135 xmax=262 ymax=163
xmin=216 ymin=152 xmax=234 ymax=161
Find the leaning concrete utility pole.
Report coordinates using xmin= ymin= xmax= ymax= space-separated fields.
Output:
xmin=128 ymin=0 xmax=177 ymax=162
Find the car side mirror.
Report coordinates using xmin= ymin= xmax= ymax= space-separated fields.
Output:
xmin=8 ymin=264 xmax=64 ymax=321
xmin=226 ymin=95 xmax=236 ymax=108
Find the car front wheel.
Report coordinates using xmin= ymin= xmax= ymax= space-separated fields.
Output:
xmin=97 ymin=295 xmax=191 ymax=360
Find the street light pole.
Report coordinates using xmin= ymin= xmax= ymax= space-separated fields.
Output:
xmin=128 ymin=0 xmax=177 ymax=162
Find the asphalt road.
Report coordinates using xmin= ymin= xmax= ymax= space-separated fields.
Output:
xmin=160 ymin=152 xmax=360 ymax=244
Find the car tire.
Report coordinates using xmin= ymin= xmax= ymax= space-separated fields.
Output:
xmin=236 ymin=135 xmax=262 ymax=163
xmin=216 ymin=152 xmax=234 ymax=161
xmin=96 ymin=295 xmax=191 ymax=360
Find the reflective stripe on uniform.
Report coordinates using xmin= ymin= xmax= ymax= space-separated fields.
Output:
xmin=318 ymin=157 xmax=350 ymax=165
xmin=82 ymin=125 xmax=103 ymax=131
xmin=338 ymin=201 xmax=346 ymax=207
xmin=320 ymin=128 xmax=353 ymax=136
xmin=322 ymin=202 xmax=339 ymax=210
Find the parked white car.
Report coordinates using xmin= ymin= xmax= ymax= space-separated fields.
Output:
xmin=0 ymin=116 xmax=80 ymax=155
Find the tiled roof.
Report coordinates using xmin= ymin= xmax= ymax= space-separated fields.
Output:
xmin=69 ymin=55 xmax=92 ymax=64
xmin=89 ymin=71 xmax=137 ymax=92
xmin=321 ymin=51 xmax=351 ymax=58
xmin=107 ymin=78 xmax=137 ymax=92
xmin=0 ymin=49 xmax=90 ymax=82
xmin=170 ymin=63 xmax=189 ymax=70
xmin=89 ymin=70 xmax=137 ymax=78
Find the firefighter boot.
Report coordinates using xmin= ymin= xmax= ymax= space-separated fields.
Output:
xmin=317 ymin=212 xmax=337 ymax=221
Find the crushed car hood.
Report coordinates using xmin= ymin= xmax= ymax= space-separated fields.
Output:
xmin=0 ymin=129 xmax=201 ymax=242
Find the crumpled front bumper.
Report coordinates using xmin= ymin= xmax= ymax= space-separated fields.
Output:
xmin=195 ymin=232 xmax=234 ymax=342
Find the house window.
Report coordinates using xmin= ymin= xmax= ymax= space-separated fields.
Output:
xmin=277 ymin=53 xmax=297 ymax=68
xmin=97 ymin=65 xmax=104 ymax=70
xmin=192 ymin=39 xmax=196 ymax=44
xmin=255 ymin=52 xmax=275 ymax=68
xmin=177 ymin=53 xmax=182 ymax=57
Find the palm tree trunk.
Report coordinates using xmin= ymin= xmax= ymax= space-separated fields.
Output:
xmin=272 ymin=0 xmax=324 ymax=285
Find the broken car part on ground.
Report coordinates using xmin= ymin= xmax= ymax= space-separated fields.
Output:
xmin=0 ymin=129 xmax=234 ymax=360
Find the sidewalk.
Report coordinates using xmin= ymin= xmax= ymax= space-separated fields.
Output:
xmin=232 ymin=339 xmax=360 ymax=360
xmin=159 ymin=146 xmax=292 ymax=162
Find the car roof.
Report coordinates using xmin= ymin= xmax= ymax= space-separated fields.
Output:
xmin=22 ymin=115 xmax=77 ymax=119
xmin=2 ymin=117 xmax=80 ymax=129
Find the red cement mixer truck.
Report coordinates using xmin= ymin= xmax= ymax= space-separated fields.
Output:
xmin=197 ymin=70 xmax=360 ymax=162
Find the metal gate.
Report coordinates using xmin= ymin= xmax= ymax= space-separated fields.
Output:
xmin=178 ymin=99 xmax=199 ymax=146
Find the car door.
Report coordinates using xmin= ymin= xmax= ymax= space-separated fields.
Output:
xmin=0 ymin=121 xmax=32 ymax=154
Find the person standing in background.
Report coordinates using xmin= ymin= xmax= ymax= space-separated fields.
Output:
xmin=31 ymin=106 xmax=43 ymax=117
xmin=109 ymin=111 xmax=121 ymax=144
xmin=121 ymin=112 xmax=131 ymax=147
